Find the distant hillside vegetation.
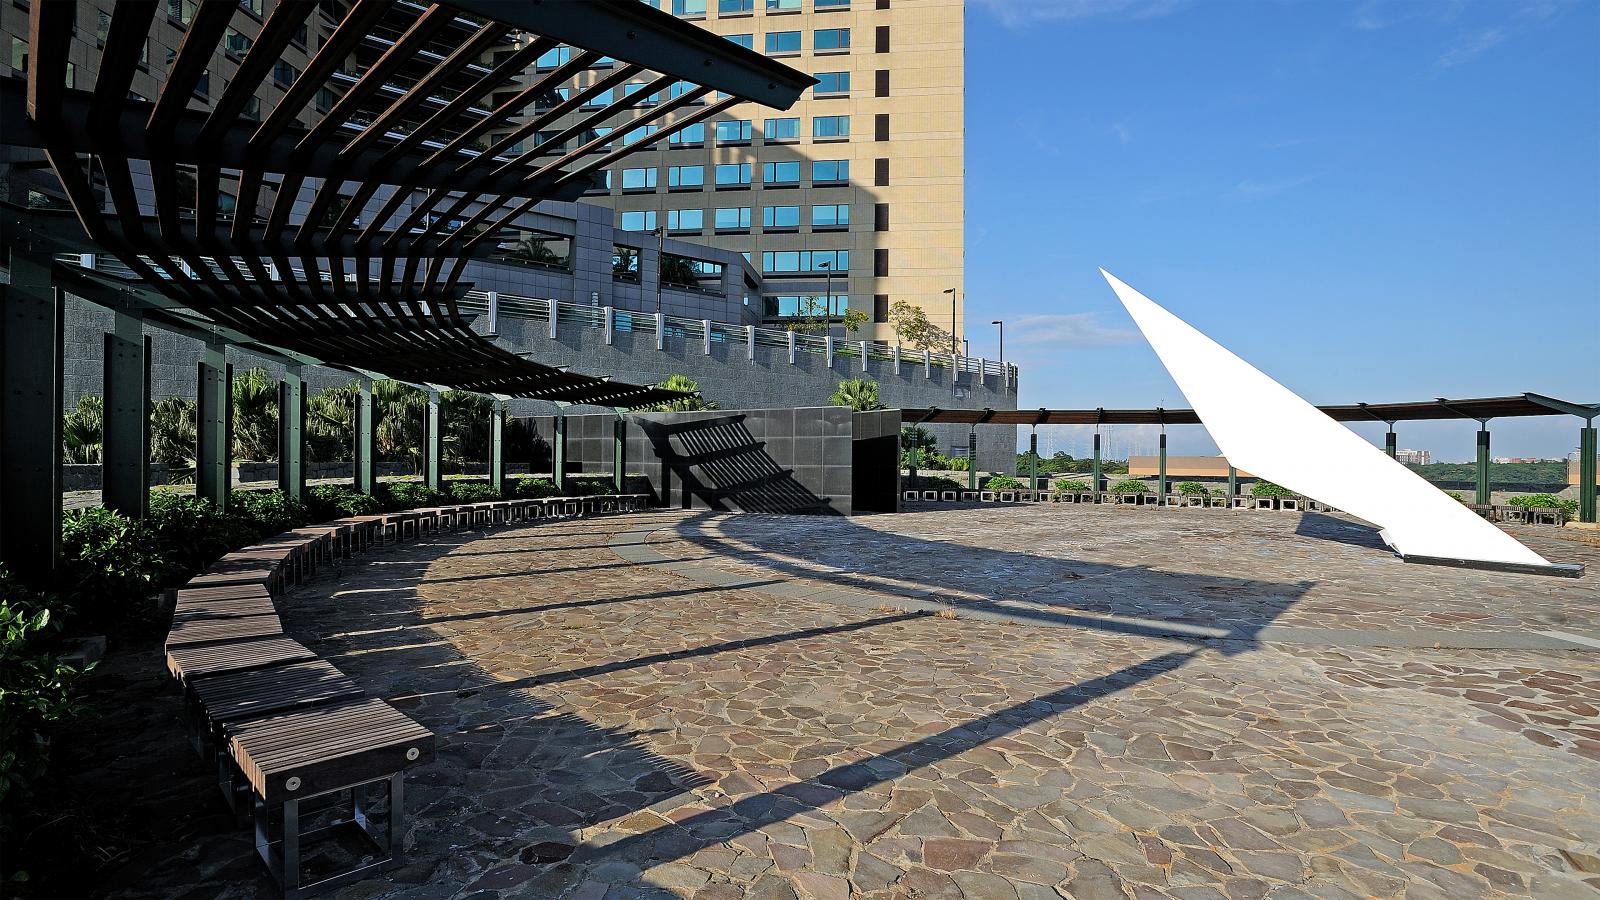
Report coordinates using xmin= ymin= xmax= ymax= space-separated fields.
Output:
xmin=1406 ymin=461 xmax=1567 ymax=486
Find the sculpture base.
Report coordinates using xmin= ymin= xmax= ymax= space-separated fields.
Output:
xmin=1398 ymin=554 xmax=1585 ymax=578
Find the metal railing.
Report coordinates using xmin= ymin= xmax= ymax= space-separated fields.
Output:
xmin=459 ymin=289 xmax=1019 ymax=383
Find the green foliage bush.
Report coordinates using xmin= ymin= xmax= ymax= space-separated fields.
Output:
xmin=1507 ymin=493 xmax=1578 ymax=513
xmin=985 ymin=475 xmax=1024 ymax=490
xmin=1110 ymin=479 xmax=1149 ymax=494
xmin=306 ymin=485 xmax=383 ymax=521
xmin=447 ymin=480 xmax=500 ymax=502
xmin=380 ymin=482 xmax=446 ymax=510
xmin=1249 ymin=480 xmax=1295 ymax=498
xmin=1052 ymin=479 xmax=1090 ymax=494
xmin=58 ymin=508 xmax=165 ymax=631
xmin=945 ymin=455 xmax=971 ymax=472
xmin=1177 ymin=481 xmax=1209 ymax=496
xmin=513 ymin=477 xmax=559 ymax=499
xmin=915 ymin=475 xmax=964 ymax=493
xmin=0 ymin=574 xmax=89 ymax=806
xmin=229 ymin=489 xmax=310 ymax=538
xmin=146 ymin=493 xmax=248 ymax=582
xmin=567 ymin=478 xmax=615 ymax=497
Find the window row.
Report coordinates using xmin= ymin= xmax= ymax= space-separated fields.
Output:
xmin=660 ymin=0 xmax=852 ymax=15
xmin=610 ymin=160 xmax=850 ymax=190
xmin=764 ymin=295 xmax=853 ymax=320
xmin=620 ymin=206 xmax=850 ymax=232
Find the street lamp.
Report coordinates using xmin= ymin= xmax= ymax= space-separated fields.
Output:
xmin=652 ymin=225 xmax=666 ymax=316
xmin=992 ymin=320 xmax=1004 ymax=366
xmin=819 ymin=261 xmax=832 ymax=324
xmin=942 ymin=287 xmax=957 ymax=355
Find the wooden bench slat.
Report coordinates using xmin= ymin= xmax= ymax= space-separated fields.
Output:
xmin=228 ymin=698 xmax=434 ymax=802
xmin=165 ymin=614 xmax=283 ymax=649
xmin=166 ymin=637 xmax=316 ymax=684
xmin=192 ymin=660 xmax=364 ymax=725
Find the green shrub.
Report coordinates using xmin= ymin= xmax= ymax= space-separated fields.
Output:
xmin=567 ymin=478 xmax=614 ymax=497
xmin=229 ymin=489 xmax=309 ymax=538
xmin=1177 ymin=481 xmax=1209 ymax=496
xmin=1052 ymin=479 xmax=1090 ymax=493
xmin=1110 ymin=479 xmax=1149 ymax=494
xmin=1249 ymin=480 xmax=1295 ymax=498
xmin=58 ymin=507 xmax=164 ymax=630
xmin=945 ymin=455 xmax=970 ymax=472
xmin=1507 ymin=493 xmax=1578 ymax=513
xmin=146 ymin=493 xmax=247 ymax=581
xmin=513 ymin=477 xmax=559 ymax=499
xmin=1444 ymin=490 xmax=1465 ymax=503
xmin=985 ymin=475 xmax=1024 ymax=490
xmin=380 ymin=482 xmax=446 ymax=510
xmin=306 ymin=485 xmax=382 ymax=520
xmin=914 ymin=475 xmax=964 ymax=493
xmin=0 ymin=575 xmax=89 ymax=806
xmin=447 ymin=480 xmax=500 ymax=502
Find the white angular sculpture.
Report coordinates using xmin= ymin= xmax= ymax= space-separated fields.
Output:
xmin=1100 ymin=269 xmax=1558 ymax=571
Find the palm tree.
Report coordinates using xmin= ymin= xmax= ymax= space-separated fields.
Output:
xmin=306 ymin=383 xmax=357 ymax=462
xmin=373 ymin=380 xmax=428 ymax=472
xmin=515 ymin=236 xmax=563 ymax=267
xmin=642 ymin=374 xmax=718 ymax=412
xmin=659 ymin=253 xmax=699 ymax=288
xmin=150 ymin=396 xmax=197 ymax=483
xmin=829 ymin=378 xmax=885 ymax=412
xmin=229 ymin=368 xmax=278 ymax=461
xmin=62 ymin=395 xmax=104 ymax=464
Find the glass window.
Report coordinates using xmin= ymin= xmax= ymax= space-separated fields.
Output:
xmin=537 ymin=46 xmax=572 ymax=69
xmin=7 ymin=36 xmax=25 ymax=72
xmin=763 ymin=161 xmax=801 ymax=185
xmin=667 ymin=209 xmax=704 ymax=231
xmin=623 ymin=123 xmax=659 ymax=143
xmin=715 ymin=119 xmax=752 ymax=143
xmin=766 ymin=31 xmax=801 ymax=54
xmin=765 ymin=295 xmax=851 ymax=318
xmin=715 ymin=163 xmax=752 ymax=186
xmin=763 ymin=206 xmax=800 ymax=228
xmin=814 ymin=71 xmax=850 ymax=94
xmin=241 ymin=0 xmax=265 ymax=15
xmin=719 ymin=0 xmax=754 ymax=11
xmin=816 ymin=0 xmax=851 ymax=7
xmin=812 ymin=159 xmax=850 ymax=182
xmin=813 ymin=115 xmax=850 ymax=139
xmin=583 ymin=87 xmax=614 ymax=108
xmin=767 ymin=0 xmax=801 ymax=9
xmin=224 ymin=27 xmax=253 ymax=56
xmin=669 ymin=122 xmax=705 ymax=145
xmin=673 ymin=0 xmax=707 ymax=14
xmin=622 ymin=167 xmax=658 ymax=190
xmin=620 ymin=210 xmax=657 ymax=232
xmin=241 ymin=93 xmax=261 ymax=120
xmin=668 ymin=165 xmax=705 ymax=188
xmin=815 ymin=28 xmax=851 ymax=51
xmin=273 ymin=60 xmax=299 ymax=89
xmin=763 ymin=117 xmax=800 ymax=141
xmin=812 ymin=204 xmax=849 ymax=227
xmin=668 ymin=80 xmax=700 ymax=101
xmin=761 ymin=250 xmax=848 ymax=273
xmin=715 ymin=207 xmax=752 ymax=230
xmin=726 ymin=33 xmax=753 ymax=49
xmin=625 ymin=81 xmax=660 ymax=106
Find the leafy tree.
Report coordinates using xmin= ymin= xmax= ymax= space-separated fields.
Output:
xmin=889 ymin=299 xmax=953 ymax=353
xmin=642 ymin=374 xmax=718 ymax=412
xmin=514 ymin=236 xmax=565 ymax=268
xmin=829 ymin=378 xmax=884 ymax=411
xmin=441 ymin=390 xmax=494 ymax=468
xmin=306 ymin=383 xmax=357 ymax=463
xmin=62 ymin=396 xmax=104 ymax=464
xmin=785 ymin=296 xmax=870 ymax=336
xmin=374 ymin=381 xmax=428 ymax=472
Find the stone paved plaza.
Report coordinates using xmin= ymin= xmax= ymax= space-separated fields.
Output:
xmin=38 ymin=506 xmax=1600 ymax=899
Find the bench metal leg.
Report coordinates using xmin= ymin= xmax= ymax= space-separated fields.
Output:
xmin=255 ymin=773 xmax=406 ymax=899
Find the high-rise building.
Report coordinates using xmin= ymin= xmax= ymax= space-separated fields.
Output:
xmin=480 ymin=0 xmax=967 ymax=344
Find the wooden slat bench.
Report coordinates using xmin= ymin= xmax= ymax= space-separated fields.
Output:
xmin=166 ymin=613 xmax=285 ymax=649
xmin=167 ymin=637 xmax=317 ymax=687
xmin=229 ymin=698 xmax=435 ymax=898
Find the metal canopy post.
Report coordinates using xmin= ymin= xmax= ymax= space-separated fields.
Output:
xmin=553 ymin=410 xmax=568 ymax=494
xmin=1092 ymin=409 xmax=1104 ymax=499
xmin=196 ymin=343 xmax=231 ymax=511
xmin=1476 ymin=424 xmax=1492 ymax=507
xmin=1157 ymin=427 xmax=1168 ymax=499
xmin=1228 ymin=465 xmax=1238 ymax=501
xmin=967 ymin=428 xmax=978 ymax=490
xmin=424 ymin=389 xmax=443 ymax=492
xmin=1581 ymin=423 xmax=1597 ymax=524
xmin=102 ymin=312 xmax=151 ymax=518
xmin=354 ymin=378 xmax=376 ymax=495
xmin=277 ymin=365 xmax=305 ymax=501
xmin=1029 ymin=430 xmax=1040 ymax=491
xmin=1384 ymin=428 xmax=1397 ymax=458
xmin=613 ymin=414 xmax=627 ymax=493
xmin=0 ymin=256 xmax=65 ymax=586
xmin=489 ymin=398 xmax=506 ymax=495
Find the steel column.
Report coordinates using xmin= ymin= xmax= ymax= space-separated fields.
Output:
xmin=1384 ymin=430 xmax=1397 ymax=458
xmin=1157 ymin=432 xmax=1168 ymax=499
xmin=102 ymin=312 xmax=151 ymax=518
xmin=424 ymin=389 xmax=443 ymax=491
xmin=196 ymin=343 xmax=231 ymax=510
xmin=1092 ymin=432 xmax=1102 ymax=499
xmin=613 ymin=416 xmax=626 ymax=492
xmin=354 ymin=378 xmax=376 ymax=495
xmin=1029 ymin=431 xmax=1040 ymax=490
xmin=553 ymin=413 xmax=568 ymax=494
xmin=0 ymin=262 xmax=64 ymax=586
xmin=277 ymin=366 xmax=305 ymax=500
xmin=1476 ymin=427 xmax=1491 ymax=506
xmin=967 ymin=428 xmax=978 ymax=490
xmin=1227 ymin=465 xmax=1238 ymax=501
xmin=489 ymin=399 xmax=506 ymax=495
xmin=1580 ymin=425 xmax=1596 ymax=524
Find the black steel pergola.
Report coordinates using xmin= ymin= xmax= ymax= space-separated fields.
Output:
xmin=0 ymin=0 xmax=814 ymax=582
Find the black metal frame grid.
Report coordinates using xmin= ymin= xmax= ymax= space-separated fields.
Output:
xmin=6 ymin=0 xmax=813 ymax=407
xmin=902 ymin=394 xmax=1598 ymax=427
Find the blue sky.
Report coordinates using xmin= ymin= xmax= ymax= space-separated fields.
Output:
xmin=963 ymin=0 xmax=1598 ymax=462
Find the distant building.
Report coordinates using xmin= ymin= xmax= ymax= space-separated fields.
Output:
xmin=1492 ymin=457 xmax=1547 ymax=464
xmin=1127 ymin=457 xmax=1252 ymax=478
xmin=1396 ymin=449 xmax=1432 ymax=465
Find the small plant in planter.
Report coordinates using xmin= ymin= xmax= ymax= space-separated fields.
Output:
xmin=1052 ymin=479 xmax=1090 ymax=494
xmin=1177 ymin=481 xmax=1209 ymax=496
xmin=1110 ymin=479 xmax=1149 ymax=494
xmin=918 ymin=476 xmax=963 ymax=493
xmin=513 ymin=477 xmax=559 ymax=499
xmin=985 ymin=475 xmax=1024 ymax=491
xmin=447 ymin=480 xmax=500 ymax=502
xmin=1507 ymin=493 xmax=1578 ymax=513
xmin=1249 ymin=480 xmax=1295 ymax=498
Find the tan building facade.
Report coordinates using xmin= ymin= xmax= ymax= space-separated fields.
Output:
xmin=1128 ymin=456 xmax=1254 ymax=479
xmin=517 ymin=0 xmax=967 ymax=344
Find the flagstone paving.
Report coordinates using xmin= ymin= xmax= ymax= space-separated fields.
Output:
xmin=47 ymin=507 xmax=1600 ymax=898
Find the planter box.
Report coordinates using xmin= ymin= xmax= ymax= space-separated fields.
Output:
xmin=1530 ymin=507 xmax=1567 ymax=526
xmin=1115 ymin=493 xmax=1140 ymax=505
xmin=999 ymin=491 xmax=1017 ymax=502
xmin=1184 ymin=495 xmax=1208 ymax=507
xmin=903 ymin=490 xmax=921 ymax=502
xmin=1494 ymin=505 xmax=1527 ymax=524
xmin=1164 ymin=494 xmax=1184 ymax=507
xmin=1232 ymin=496 xmax=1250 ymax=509
xmin=1078 ymin=492 xmax=1098 ymax=504
xmin=980 ymin=491 xmax=997 ymax=502
xmin=1279 ymin=497 xmax=1301 ymax=511
xmin=941 ymin=490 xmax=958 ymax=501
xmin=960 ymin=491 xmax=979 ymax=502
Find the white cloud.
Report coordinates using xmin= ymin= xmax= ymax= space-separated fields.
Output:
xmin=1009 ymin=313 xmax=1138 ymax=348
xmin=1435 ymin=27 xmax=1507 ymax=67
xmin=1231 ymin=172 xmax=1322 ymax=199
xmin=975 ymin=0 xmax=1189 ymax=29
xmin=1111 ymin=121 xmax=1134 ymax=144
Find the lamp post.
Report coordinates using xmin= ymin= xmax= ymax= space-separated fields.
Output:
xmin=819 ymin=261 xmax=832 ymax=325
xmin=942 ymin=288 xmax=958 ymax=355
xmin=991 ymin=319 xmax=1003 ymax=366
xmin=653 ymin=225 xmax=666 ymax=316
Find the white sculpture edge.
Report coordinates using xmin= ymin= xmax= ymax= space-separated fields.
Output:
xmin=1100 ymin=268 xmax=1550 ymax=568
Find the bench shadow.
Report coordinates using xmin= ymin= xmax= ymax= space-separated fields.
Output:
xmin=1294 ymin=510 xmax=1391 ymax=551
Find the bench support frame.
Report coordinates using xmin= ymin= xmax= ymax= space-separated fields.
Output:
xmin=254 ymin=773 xmax=406 ymax=899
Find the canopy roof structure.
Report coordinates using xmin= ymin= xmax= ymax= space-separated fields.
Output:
xmin=3 ymin=0 xmax=813 ymax=407
xmin=902 ymin=393 xmax=1599 ymax=427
